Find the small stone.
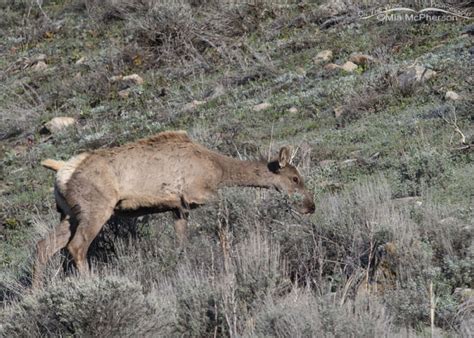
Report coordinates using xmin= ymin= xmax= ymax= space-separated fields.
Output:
xmin=183 ymin=100 xmax=206 ymax=112
xmin=349 ymin=53 xmax=374 ymax=66
xmin=410 ymin=65 xmax=437 ymax=82
xmin=324 ymin=63 xmax=340 ymax=71
xmin=340 ymin=158 xmax=358 ymax=167
xmin=334 ymin=106 xmax=345 ymax=118
xmin=110 ymin=75 xmax=123 ymax=83
xmin=445 ymin=90 xmax=461 ymax=101
xmin=75 ymin=57 xmax=86 ymax=65
xmin=288 ymin=107 xmax=298 ymax=113
xmin=397 ymin=65 xmax=437 ymax=90
xmin=192 ymin=100 xmax=206 ymax=106
xmin=340 ymin=61 xmax=358 ymax=73
xmin=314 ymin=50 xmax=333 ymax=63
xmin=349 ymin=150 xmax=362 ymax=157
xmin=253 ymin=102 xmax=272 ymax=112
xmin=118 ymin=89 xmax=130 ymax=98
xmin=111 ymin=74 xmax=144 ymax=86
xmin=42 ymin=117 xmax=76 ymax=134
xmin=295 ymin=67 xmax=306 ymax=76
xmin=122 ymin=74 xmax=144 ymax=85
xmin=32 ymin=61 xmax=47 ymax=72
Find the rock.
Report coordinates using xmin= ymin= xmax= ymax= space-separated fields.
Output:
xmin=324 ymin=63 xmax=340 ymax=71
xmin=110 ymin=74 xmax=144 ymax=86
xmin=295 ymin=67 xmax=306 ymax=76
xmin=397 ymin=65 xmax=437 ymax=92
xmin=348 ymin=151 xmax=362 ymax=158
xmin=314 ymin=50 xmax=333 ymax=63
xmin=253 ymin=102 xmax=272 ymax=112
xmin=32 ymin=61 xmax=47 ymax=72
xmin=42 ymin=117 xmax=76 ymax=134
xmin=110 ymin=75 xmax=123 ymax=83
xmin=445 ymin=90 xmax=461 ymax=101
xmin=340 ymin=61 xmax=358 ymax=72
xmin=122 ymin=74 xmax=144 ymax=85
xmin=324 ymin=62 xmax=359 ymax=73
xmin=118 ymin=89 xmax=130 ymax=98
xmin=401 ymin=65 xmax=437 ymax=83
xmin=288 ymin=107 xmax=298 ymax=113
xmin=349 ymin=53 xmax=374 ymax=66
xmin=340 ymin=158 xmax=358 ymax=167
xmin=334 ymin=106 xmax=345 ymax=118
xmin=414 ymin=65 xmax=436 ymax=81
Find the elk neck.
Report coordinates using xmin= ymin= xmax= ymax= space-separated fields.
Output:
xmin=217 ymin=155 xmax=278 ymax=189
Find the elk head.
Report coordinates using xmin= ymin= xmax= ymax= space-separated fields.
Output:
xmin=269 ymin=146 xmax=315 ymax=214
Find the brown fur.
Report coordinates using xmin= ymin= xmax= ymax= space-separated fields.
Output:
xmin=33 ymin=130 xmax=315 ymax=287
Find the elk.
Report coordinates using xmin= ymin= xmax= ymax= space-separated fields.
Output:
xmin=33 ymin=131 xmax=315 ymax=287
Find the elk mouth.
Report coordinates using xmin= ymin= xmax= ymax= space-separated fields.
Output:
xmin=297 ymin=195 xmax=316 ymax=214
xmin=298 ymin=203 xmax=316 ymax=214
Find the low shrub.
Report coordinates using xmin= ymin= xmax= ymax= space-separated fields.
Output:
xmin=1 ymin=276 xmax=166 ymax=337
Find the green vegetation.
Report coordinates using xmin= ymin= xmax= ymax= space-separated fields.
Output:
xmin=1 ymin=0 xmax=472 ymax=336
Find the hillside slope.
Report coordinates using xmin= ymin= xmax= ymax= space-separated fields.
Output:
xmin=1 ymin=1 xmax=473 ymax=336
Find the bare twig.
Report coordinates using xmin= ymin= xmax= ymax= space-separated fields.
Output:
xmin=430 ymin=281 xmax=436 ymax=338
xmin=35 ymin=0 xmax=52 ymax=23
xmin=440 ymin=108 xmax=467 ymax=145
xmin=267 ymin=122 xmax=274 ymax=162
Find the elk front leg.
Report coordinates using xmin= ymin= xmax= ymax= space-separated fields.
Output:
xmin=173 ymin=208 xmax=189 ymax=246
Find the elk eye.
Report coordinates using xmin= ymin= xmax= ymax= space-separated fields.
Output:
xmin=292 ymin=176 xmax=299 ymax=183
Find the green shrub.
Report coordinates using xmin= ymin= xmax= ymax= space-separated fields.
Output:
xmin=395 ymin=147 xmax=451 ymax=197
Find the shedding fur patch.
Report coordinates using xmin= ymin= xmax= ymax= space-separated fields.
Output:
xmin=137 ymin=130 xmax=191 ymax=145
xmin=56 ymin=153 xmax=90 ymax=193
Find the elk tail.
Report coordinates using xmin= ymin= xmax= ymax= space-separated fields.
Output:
xmin=41 ymin=159 xmax=66 ymax=172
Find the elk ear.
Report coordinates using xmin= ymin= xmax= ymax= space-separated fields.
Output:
xmin=278 ymin=146 xmax=291 ymax=168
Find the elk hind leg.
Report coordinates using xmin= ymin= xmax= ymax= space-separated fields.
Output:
xmin=33 ymin=215 xmax=72 ymax=288
xmin=66 ymin=206 xmax=114 ymax=275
